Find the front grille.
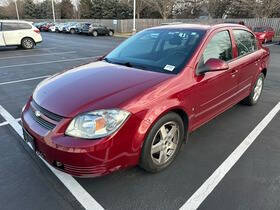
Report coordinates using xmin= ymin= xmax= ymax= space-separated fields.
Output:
xmin=29 ymin=109 xmax=56 ymax=130
xmin=31 ymin=101 xmax=63 ymax=122
xmin=29 ymin=100 xmax=63 ymax=130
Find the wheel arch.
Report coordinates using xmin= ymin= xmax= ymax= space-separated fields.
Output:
xmin=21 ymin=36 xmax=35 ymax=45
xmin=261 ymin=68 xmax=267 ymax=78
xmin=138 ymin=106 xmax=190 ymax=149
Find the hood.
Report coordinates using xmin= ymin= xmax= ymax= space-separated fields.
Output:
xmin=33 ymin=61 xmax=171 ymax=117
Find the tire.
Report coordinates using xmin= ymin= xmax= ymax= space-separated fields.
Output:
xmin=140 ymin=112 xmax=185 ymax=173
xmin=92 ymin=31 xmax=98 ymax=37
xmin=70 ymin=29 xmax=75 ymax=34
xmin=241 ymin=73 xmax=265 ymax=106
xmin=21 ymin=38 xmax=35 ymax=50
xmin=108 ymin=30 xmax=114 ymax=36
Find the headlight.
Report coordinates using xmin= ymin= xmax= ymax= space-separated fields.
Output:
xmin=65 ymin=109 xmax=130 ymax=139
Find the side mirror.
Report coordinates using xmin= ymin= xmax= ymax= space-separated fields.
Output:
xmin=197 ymin=58 xmax=229 ymax=75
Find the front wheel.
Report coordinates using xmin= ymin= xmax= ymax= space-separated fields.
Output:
xmin=140 ymin=112 xmax=185 ymax=173
xmin=70 ymin=29 xmax=75 ymax=34
xmin=242 ymin=73 xmax=264 ymax=106
xmin=92 ymin=31 xmax=98 ymax=37
xmin=21 ymin=38 xmax=35 ymax=50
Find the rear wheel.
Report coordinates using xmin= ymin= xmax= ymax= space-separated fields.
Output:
xmin=70 ymin=29 xmax=75 ymax=34
xmin=108 ymin=30 xmax=114 ymax=36
xmin=140 ymin=112 xmax=185 ymax=173
xmin=92 ymin=31 xmax=98 ymax=37
xmin=21 ymin=38 xmax=35 ymax=50
xmin=242 ymin=73 xmax=264 ymax=106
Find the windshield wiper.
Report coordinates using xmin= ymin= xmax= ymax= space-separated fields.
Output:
xmin=103 ymin=58 xmax=146 ymax=70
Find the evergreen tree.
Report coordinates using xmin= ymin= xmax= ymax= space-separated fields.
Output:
xmin=61 ymin=0 xmax=74 ymax=19
xmin=23 ymin=0 xmax=36 ymax=19
xmin=79 ymin=0 xmax=93 ymax=18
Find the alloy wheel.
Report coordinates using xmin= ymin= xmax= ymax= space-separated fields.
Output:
xmin=23 ymin=39 xmax=34 ymax=49
xmin=151 ymin=121 xmax=179 ymax=165
xmin=253 ymin=76 xmax=263 ymax=102
xmin=93 ymin=31 xmax=98 ymax=37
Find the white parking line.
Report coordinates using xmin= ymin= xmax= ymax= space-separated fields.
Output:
xmin=0 ymin=51 xmax=77 ymax=60
xmin=180 ymin=102 xmax=280 ymax=210
xmin=0 ymin=118 xmax=20 ymax=127
xmin=0 ymin=75 xmax=50 ymax=86
xmin=0 ymin=106 xmax=104 ymax=210
xmin=0 ymin=56 xmax=99 ymax=69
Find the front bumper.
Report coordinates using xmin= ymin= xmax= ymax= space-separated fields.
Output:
xmin=21 ymin=101 xmax=143 ymax=177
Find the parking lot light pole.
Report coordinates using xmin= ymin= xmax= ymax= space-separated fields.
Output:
xmin=14 ymin=0 xmax=19 ymax=21
xmin=51 ymin=0 xmax=56 ymax=23
xmin=132 ymin=0 xmax=136 ymax=34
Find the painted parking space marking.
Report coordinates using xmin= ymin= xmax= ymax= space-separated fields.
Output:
xmin=180 ymin=102 xmax=280 ymax=210
xmin=0 ymin=75 xmax=50 ymax=86
xmin=0 ymin=105 xmax=104 ymax=210
xmin=0 ymin=51 xmax=77 ymax=60
xmin=0 ymin=118 xmax=20 ymax=127
xmin=0 ymin=56 xmax=99 ymax=69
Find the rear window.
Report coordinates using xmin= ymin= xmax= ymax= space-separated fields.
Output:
xmin=2 ymin=22 xmax=32 ymax=31
xmin=233 ymin=30 xmax=258 ymax=57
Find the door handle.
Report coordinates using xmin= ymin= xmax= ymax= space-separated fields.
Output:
xmin=231 ymin=69 xmax=238 ymax=78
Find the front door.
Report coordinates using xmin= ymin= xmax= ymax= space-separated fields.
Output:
xmin=192 ymin=30 xmax=239 ymax=129
xmin=0 ymin=23 xmax=5 ymax=46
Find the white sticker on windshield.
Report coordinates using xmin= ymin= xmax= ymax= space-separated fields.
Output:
xmin=164 ymin=65 xmax=175 ymax=71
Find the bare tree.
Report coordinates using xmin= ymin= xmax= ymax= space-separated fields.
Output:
xmin=121 ymin=0 xmax=147 ymax=19
xmin=144 ymin=0 xmax=176 ymax=19
xmin=133 ymin=0 xmax=147 ymax=19
xmin=174 ymin=0 xmax=205 ymax=18
xmin=206 ymin=0 xmax=232 ymax=18
xmin=232 ymin=0 xmax=280 ymax=18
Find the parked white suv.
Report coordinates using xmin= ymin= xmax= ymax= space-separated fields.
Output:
xmin=0 ymin=20 xmax=42 ymax=49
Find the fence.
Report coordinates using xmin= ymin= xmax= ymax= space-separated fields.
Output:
xmin=29 ymin=18 xmax=280 ymax=36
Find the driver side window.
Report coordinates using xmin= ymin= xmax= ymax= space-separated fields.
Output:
xmin=202 ymin=31 xmax=233 ymax=64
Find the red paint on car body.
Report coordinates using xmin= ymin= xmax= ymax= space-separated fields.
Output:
xmin=21 ymin=24 xmax=270 ymax=177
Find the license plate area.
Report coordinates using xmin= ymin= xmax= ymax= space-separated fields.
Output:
xmin=23 ymin=128 xmax=36 ymax=151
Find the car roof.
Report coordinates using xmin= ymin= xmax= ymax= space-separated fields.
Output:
xmin=150 ymin=23 xmax=249 ymax=32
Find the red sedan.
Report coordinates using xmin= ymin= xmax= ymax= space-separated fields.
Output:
xmin=253 ymin=26 xmax=275 ymax=44
xmin=22 ymin=24 xmax=270 ymax=177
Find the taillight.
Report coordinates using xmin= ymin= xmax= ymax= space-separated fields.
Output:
xmin=34 ymin=29 xmax=40 ymax=34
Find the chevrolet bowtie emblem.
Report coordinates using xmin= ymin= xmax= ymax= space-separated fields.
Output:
xmin=35 ymin=110 xmax=41 ymax=117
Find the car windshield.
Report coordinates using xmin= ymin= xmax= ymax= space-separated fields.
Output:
xmin=253 ymin=27 xmax=266 ymax=32
xmin=105 ymin=28 xmax=206 ymax=74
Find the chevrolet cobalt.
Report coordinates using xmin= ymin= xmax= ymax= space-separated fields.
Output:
xmin=22 ymin=24 xmax=270 ymax=177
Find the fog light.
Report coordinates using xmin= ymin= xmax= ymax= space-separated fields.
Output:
xmin=54 ymin=161 xmax=64 ymax=169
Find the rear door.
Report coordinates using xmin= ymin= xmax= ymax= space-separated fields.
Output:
xmin=192 ymin=29 xmax=239 ymax=128
xmin=0 ymin=22 xmax=5 ymax=46
xmin=232 ymin=29 xmax=261 ymax=100
xmin=2 ymin=22 xmax=21 ymax=45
